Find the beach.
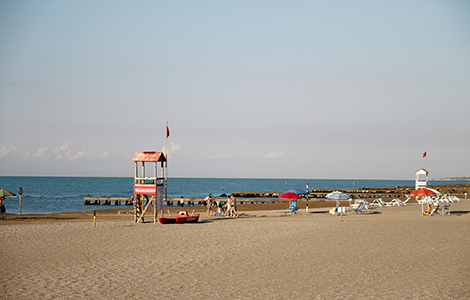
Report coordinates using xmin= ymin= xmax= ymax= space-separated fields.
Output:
xmin=1 ymin=201 xmax=469 ymax=299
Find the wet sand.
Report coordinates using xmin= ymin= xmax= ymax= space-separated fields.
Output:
xmin=1 ymin=200 xmax=469 ymax=299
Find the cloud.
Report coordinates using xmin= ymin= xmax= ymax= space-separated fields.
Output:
xmin=52 ymin=143 xmax=71 ymax=160
xmin=34 ymin=147 xmax=49 ymax=159
xmin=264 ymin=151 xmax=284 ymax=159
xmin=22 ymin=151 xmax=30 ymax=159
xmin=21 ymin=143 xmax=103 ymax=161
xmin=0 ymin=144 xmax=17 ymax=159
xmin=54 ymin=143 xmax=71 ymax=154
xmin=161 ymin=142 xmax=182 ymax=158
xmin=67 ymin=149 xmax=95 ymax=161
xmin=169 ymin=143 xmax=182 ymax=154
xmin=51 ymin=143 xmax=93 ymax=160
xmin=22 ymin=147 xmax=49 ymax=160
xmin=208 ymin=152 xmax=229 ymax=159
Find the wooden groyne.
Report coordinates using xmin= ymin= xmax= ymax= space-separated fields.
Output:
xmin=232 ymin=184 xmax=470 ymax=199
xmin=83 ymin=197 xmax=133 ymax=205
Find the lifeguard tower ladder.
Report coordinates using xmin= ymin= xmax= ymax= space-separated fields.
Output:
xmin=132 ymin=151 xmax=166 ymax=223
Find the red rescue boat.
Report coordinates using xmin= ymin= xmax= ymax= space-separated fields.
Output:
xmin=159 ymin=211 xmax=200 ymax=224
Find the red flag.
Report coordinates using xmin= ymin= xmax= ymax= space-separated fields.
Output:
xmin=166 ymin=125 xmax=170 ymax=138
xmin=423 ymin=151 xmax=427 ymax=158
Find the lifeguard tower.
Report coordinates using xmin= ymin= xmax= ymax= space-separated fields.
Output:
xmin=415 ymin=168 xmax=428 ymax=190
xmin=132 ymin=151 xmax=167 ymax=223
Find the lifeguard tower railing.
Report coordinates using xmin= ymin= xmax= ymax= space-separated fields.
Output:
xmin=132 ymin=151 xmax=167 ymax=223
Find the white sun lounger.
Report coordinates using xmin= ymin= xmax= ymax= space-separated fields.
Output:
xmin=347 ymin=202 xmax=365 ymax=214
xmin=372 ymin=198 xmax=386 ymax=207
xmin=389 ymin=198 xmax=409 ymax=206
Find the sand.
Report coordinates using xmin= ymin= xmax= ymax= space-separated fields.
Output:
xmin=1 ymin=201 xmax=469 ymax=299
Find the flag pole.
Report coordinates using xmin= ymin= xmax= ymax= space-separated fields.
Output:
xmin=165 ymin=121 xmax=169 ymax=203
xmin=425 ymin=149 xmax=427 ymax=170
xmin=166 ymin=121 xmax=169 ymax=158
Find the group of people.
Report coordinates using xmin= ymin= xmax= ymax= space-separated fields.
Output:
xmin=205 ymin=193 xmax=239 ymax=218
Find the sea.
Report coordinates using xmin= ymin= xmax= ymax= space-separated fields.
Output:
xmin=0 ymin=176 xmax=468 ymax=214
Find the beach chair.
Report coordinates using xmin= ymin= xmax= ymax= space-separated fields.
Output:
xmin=418 ymin=196 xmax=433 ymax=204
xmin=347 ymin=203 xmax=365 ymax=214
xmin=428 ymin=204 xmax=440 ymax=216
xmin=362 ymin=200 xmax=371 ymax=209
xmin=288 ymin=199 xmax=300 ymax=214
xmin=440 ymin=195 xmax=452 ymax=203
xmin=402 ymin=197 xmax=411 ymax=205
xmin=390 ymin=199 xmax=406 ymax=206
xmin=354 ymin=199 xmax=370 ymax=209
xmin=372 ymin=198 xmax=386 ymax=207
xmin=276 ymin=199 xmax=299 ymax=216
xmin=439 ymin=204 xmax=450 ymax=216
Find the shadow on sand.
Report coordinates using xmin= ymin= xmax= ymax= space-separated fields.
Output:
xmin=448 ymin=210 xmax=470 ymax=216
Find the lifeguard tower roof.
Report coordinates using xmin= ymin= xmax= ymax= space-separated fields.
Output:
xmin=132 ymin=151 xmax=166 ymax=162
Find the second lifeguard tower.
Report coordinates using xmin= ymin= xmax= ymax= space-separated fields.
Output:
xmin=415 ymin=168 xmax=429 ymax=190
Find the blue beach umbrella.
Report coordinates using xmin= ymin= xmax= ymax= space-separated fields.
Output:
xmin=326 ymin=191 xmax=350 ymax=200
xmin=285 ymin=188 xmax=308 ymax=196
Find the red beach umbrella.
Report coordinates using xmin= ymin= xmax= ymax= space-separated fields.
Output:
xmin=409 ymin=188 xmax=436 ymax=197
xmin=279 ymin=192 xmax=302 ymax=199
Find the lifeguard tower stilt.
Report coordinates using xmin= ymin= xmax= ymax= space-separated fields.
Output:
xmin=132 ymin=151 xmax=167 ymax=223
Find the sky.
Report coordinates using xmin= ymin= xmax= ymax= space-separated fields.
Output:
xmin=1 ymin=0 xmax=469 ymax=179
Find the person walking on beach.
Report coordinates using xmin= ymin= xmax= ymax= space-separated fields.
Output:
xmin=225 ymin=195 xmax=232 ymax=217
xmin=179 ymin=196 xmax=185 ymax=207
xmin=229 ymin=195 xmax=239 ymax=217
xmin=205 ymin=194 xmax=214 ymax=217
xmin=0 ymin=197 xmax=6 ymax=220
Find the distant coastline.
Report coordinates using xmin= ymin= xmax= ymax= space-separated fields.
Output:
xmin=433 ymin=177 xmax=470 ymax=181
